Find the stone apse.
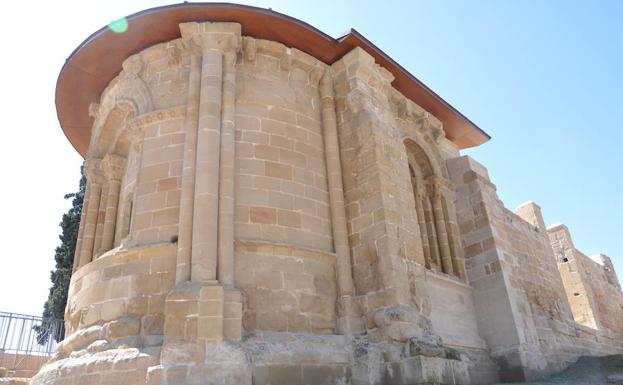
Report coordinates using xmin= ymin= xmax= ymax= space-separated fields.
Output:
xmin=35 ymin=3 xmax=623 ymax=385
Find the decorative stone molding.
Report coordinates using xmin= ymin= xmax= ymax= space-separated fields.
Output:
xmin=126 ymin=105 xmax=187 ymax=131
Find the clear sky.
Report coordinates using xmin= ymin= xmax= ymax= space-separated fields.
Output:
xmin=0 ymin=0 xmax=621 ymax=316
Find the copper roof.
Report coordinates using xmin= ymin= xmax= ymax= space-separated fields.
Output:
xmin=56 ymin=2 xmax=490 ymax=157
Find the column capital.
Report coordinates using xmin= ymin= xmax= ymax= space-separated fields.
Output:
xmin=84 ymin=158 xmax=105 ymax=185
xmin=101 ymin=153 xmax=127 ymax=182
xmin=319 ymin=69 xmax=334 ymax=99
xmin=414 ymin=187 xmax=427 ymax=201
xmin=179 ymin=22 xmax=241 ymax=54
xmin=426 ymin=175 xmax=453 ymax=196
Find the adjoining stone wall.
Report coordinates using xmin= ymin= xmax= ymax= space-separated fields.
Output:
xmin=448 ymin=155 xmax=530 ymax=381
xmin=548 ymin=224 xmax=623 ymax=335
xmin=577 ymin=253 xmax=623 ymax=335
xmin=449 ymin=155 xmax=623 ymax=382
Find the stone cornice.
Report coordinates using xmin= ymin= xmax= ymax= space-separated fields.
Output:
xmin=179 ymin=22 xmax=242 ymax=53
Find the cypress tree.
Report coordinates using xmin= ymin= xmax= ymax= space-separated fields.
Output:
xmin=35 ymin=166 xmax=85 ymax=343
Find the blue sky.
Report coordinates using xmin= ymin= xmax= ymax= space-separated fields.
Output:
xmin=0 ymin=0 xmax=620 ymax=315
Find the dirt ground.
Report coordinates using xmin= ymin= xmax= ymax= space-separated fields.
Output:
xmin=495 ymin=355 xmax=623 ymax=385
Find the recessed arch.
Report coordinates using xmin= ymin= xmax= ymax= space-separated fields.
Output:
xmin=91 ymin=101 xmax=137 ymax=158
xmin=404 ymin=137 xmax=462 ymax=278
xmin=404 ymin=139 xmax=435 ymax=180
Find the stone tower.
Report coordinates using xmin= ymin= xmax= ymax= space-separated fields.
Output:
xmin=34 ymin=3 xmax=623 ymax=385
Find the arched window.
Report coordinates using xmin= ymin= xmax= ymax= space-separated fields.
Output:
xmin=405 ymin=139 xmax=462 ymax=278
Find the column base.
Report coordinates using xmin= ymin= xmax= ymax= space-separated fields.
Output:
xmin=162 ymin=280 xmax=242 ymax=365
xmin=336 ymin=296 xmax=365 ymax=335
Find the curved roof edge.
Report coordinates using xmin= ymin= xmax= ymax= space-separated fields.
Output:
xmin=56 ymin=2 xmax=491 ymax=157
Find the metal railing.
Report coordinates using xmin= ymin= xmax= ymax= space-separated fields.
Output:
xmin=0 ymin=311 xmax=63 ymax=377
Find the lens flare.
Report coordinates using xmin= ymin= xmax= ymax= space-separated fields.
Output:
xmin=107 ymin=18 xmax=128 ymax=33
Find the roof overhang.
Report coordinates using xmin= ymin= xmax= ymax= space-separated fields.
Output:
xmin=56 ymin=2 xmax=491 ymax=157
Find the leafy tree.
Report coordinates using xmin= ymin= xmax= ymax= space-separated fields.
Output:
xmin=35 ymin=166 xmax=85 ymax=344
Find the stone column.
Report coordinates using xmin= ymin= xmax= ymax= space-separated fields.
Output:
xmin=78 ymin=159 xmax=103 ymax=268
xmin=183 ymin=23 xmax=240 ymax=284
xmin=423 ymin=196 xmax=442 ymax=269
xmin=191 ymin=46 xmax=222 ymax=283
xmin=442 ymin=194 xmax=464 ymax=279
xmin=92 ymin=181 xmax=109 ymax=257
xmin=99 ymin=154 xmax=126 ymax=254
xmin=217 ymin=50 xmax=237 ymax=289
xmin=319 ymin=70 xmax=363 ymax=335
xmin=176 ymin=47 xmax=202 ymax=284
xmin=414 ymin=190 xmax=431 ymax=269
xmin=162 ymin=24 xmax=242 ymax=355
xmin=72 ymin=179 xmax=90 ymax=272
xmin=431 ymin=183 xmax=453 ymax=275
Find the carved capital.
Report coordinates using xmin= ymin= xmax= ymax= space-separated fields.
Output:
xmin=427 ymin=176 xmax=453 ymax=200
xmin=180 ymin=38 xmax=203 ymax=56
xmin=101 ymin=153 xmax=127 ymax=182
xmin=179 ymin=22 xmax=241 ymax=54
xmin=319 ymin=69 xmax=334 ymax=99
xmin=84 ymin=158 xmax=105 ymax=185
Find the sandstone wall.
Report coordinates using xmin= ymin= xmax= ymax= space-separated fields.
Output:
xmin=65 ymin=243 xmax=175 ymax=343
xmin=235 ymin=240 xmax=337 ymax=334
xmin=548 ymin=225 xmax=623 ymax=336
xmin=426 ymin=273 xmax=485 ymax=350
xmin=233 ymin=39 xmax=333 ymax=252
xmin=449 ymin=155 xmax=623 ymax=381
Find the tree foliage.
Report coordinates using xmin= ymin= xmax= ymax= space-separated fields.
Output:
xmin=35 ymin=166 xmax=85 ymax=343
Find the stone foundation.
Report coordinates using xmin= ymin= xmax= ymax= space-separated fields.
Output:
xmin=32 ymin=331 xmax=480 ymax=385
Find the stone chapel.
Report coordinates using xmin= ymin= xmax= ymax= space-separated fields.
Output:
xmin=33 ymin=3 xmax=623 ymax=384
